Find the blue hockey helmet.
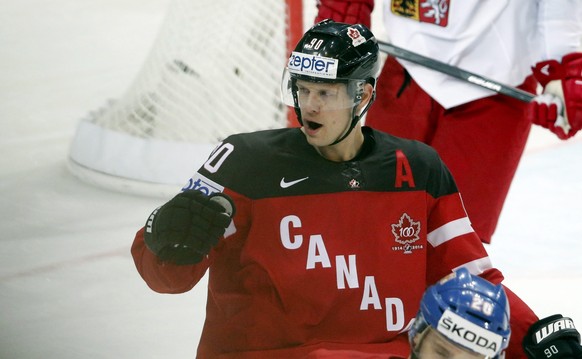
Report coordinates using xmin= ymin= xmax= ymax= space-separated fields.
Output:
xmin=409 ymin=268 xmax=511 ymax=358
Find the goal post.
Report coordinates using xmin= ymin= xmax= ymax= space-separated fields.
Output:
xmin=68 ymin=0 xmax=311 ymax=198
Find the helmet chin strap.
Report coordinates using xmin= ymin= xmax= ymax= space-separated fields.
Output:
xmin=328 ymin=91 xmax=375 ymax=146
xmin=328 ymin=108 xmax=361 ymax=146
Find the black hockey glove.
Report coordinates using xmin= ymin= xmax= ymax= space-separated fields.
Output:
xmin=523 ymin=314 xmax=582 ymax=359
xmin=144 ymin=190 xmax=235 ymax=265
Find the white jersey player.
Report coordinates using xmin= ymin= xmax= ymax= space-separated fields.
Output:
xmin=315 ymin=0 xmax=582 ymax=244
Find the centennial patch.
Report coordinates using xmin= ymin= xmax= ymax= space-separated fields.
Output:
xmin=391 ymin=213 xmax=423 ymax=254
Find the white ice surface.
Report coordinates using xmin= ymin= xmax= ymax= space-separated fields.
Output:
xmin=1 ymin=1 xmax=581 ymax=358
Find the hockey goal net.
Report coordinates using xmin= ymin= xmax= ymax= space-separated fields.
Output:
xmin=68 ymin=0 xmax=315 ymax=197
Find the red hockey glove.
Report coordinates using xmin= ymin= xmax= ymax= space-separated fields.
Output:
xmin=529 ymin=52 xmax=582 ymax=140
xmin=144 ymin=190 xmax=234 ymax=265
xmin=314 ymin=0 xmax=374 ymax=28
xmin=523 ymin=314 xmax=582 ymax=359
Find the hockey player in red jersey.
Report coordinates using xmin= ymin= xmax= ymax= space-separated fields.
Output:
xmin=132 ymin=20 xmax=543 ymax=358
xmin=315 ymin=0 xmax=582 ymax=244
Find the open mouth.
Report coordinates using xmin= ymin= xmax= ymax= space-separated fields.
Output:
xmin=305 ymin=120 xmax=322 ymax=130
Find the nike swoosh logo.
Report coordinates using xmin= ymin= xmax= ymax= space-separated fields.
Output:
xmin=280 ymin=177 xmax=309 ymax=188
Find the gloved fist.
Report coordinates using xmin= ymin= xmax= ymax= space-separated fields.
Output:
xmin=315 ymin=0 xmax=374 ymax=28
xmin=523 ymin=314 xmax=582 ymax=359
xmin=529 ymin=52 xmax=582 ymax=140
xmin=144 ymin=190 xmax=235 ymax=265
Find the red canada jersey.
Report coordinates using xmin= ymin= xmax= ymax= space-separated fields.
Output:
xmin=132 ymin=127 xmax=536 ymax=358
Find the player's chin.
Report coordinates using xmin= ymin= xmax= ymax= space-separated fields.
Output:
xmin=301 ymin=128 xmax=324 ymax=145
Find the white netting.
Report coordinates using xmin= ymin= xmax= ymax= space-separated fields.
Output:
xmin=69 ymin=0 xmax=299 ymax=197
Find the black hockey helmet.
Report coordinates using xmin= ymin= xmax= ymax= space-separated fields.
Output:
xmin=281 ymin=19 xmax=381 ymax=144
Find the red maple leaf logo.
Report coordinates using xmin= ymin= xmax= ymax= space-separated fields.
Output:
xmin=347 ymin=28 xmax=360 ymax=40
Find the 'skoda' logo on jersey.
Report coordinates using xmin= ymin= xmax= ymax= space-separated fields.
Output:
xmin=391 ymin=213 xmax=423 ymax=254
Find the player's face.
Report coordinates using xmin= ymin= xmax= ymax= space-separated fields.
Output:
xmin=411 ymin=328 xmax=488 ymax=359
xmin=295 ymin=80 xmax=355 ymax=147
